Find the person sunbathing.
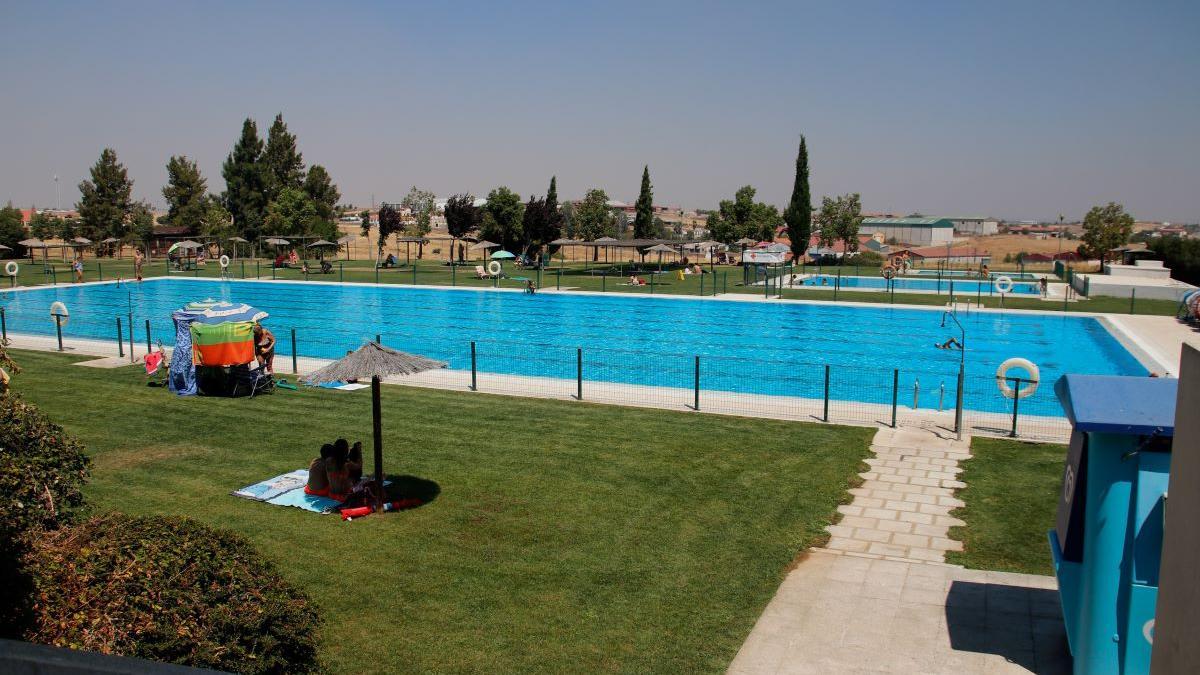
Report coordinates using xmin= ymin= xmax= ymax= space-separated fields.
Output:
xmin=326 ymin=443 xmax=353 ymax=501
xmin=305 ymin=444 xmax=334 ymax=496
xmin=347 ymin=440 xmax=363 ymax=483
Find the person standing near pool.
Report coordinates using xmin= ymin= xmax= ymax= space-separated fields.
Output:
xmin=254 ymin=322 xmax=276 ymax=374
xmin=72 ymin=256 xmax=84 ymax=283
xmin=134 ymin=248 xmax=144 ymax=281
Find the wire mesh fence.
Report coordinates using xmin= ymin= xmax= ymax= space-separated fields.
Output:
xmin=0 ymin=297 xmax=1074 ymax=442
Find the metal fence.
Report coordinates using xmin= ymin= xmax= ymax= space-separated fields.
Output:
xmin=0 ymin=301 xmax=1072 ymax=443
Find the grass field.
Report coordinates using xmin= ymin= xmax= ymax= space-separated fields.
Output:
xmin=8 ymin=349 xmax=872 ymax=673
xmin=3 ymin=256 xmax=1180 ymax=316
xmin=945 ymin=437 xmax=1066 ymax=575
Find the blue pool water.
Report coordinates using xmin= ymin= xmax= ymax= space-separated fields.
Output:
xmin=1 ymin=279 xmax=1145 ymax=415
xmin=797 ymin=274 xmax=1041 ymax=295
xmin=907 ymin=270 xmax=1040 ymax=281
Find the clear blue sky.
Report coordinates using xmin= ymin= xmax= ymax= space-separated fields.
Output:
xmin=2 ymin=1 xmax=1198 ymax=222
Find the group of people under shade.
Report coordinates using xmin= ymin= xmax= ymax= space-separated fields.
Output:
xmin=305 ymin=438 xmax=364 ymax=502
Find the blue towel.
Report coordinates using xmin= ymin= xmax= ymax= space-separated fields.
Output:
xmin=266 ymin=485 xmax=343 ymax=513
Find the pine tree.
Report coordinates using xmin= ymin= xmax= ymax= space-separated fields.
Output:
xmin=221 ymin=119 xmax=269 ymax=242
xmin=263 ymin=113 xmax=305 ymax=201
xmin=161 ymin=155 xmax=208 ymax=236
xmin=783 ymin=135 xmax=812 ymax=263
xmin=303 ymin=164 xmax=340 ymax=222
xmin=444 ymin=194 xmax=479 ymax=263
xmin=76 ymin=148 xmax=133 ymax=241
xmin=633 ymin=165 xmax=654 ymax=240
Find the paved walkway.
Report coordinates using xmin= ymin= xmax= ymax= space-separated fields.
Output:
xmin=729 ymin=427 xmax=1071 ymax=674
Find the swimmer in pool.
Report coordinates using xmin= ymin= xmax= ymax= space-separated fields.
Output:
xmin=935 ymin=337 xmax=962 ymax=350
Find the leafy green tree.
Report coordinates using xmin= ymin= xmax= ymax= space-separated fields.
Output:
xmin=359 ymin=210 xmax=371 ymax=239
xmin=816 ymin=193 xmax=863 ymax=256
xmin=573 ymin=189 xmax=617 ymax=259
xmin=303 ymin=164 xmax=340 ymax=223
xmin=783 ymin=135 xmax=812 ymax=262
xmin=443 ymin=193 xmax=478 ymax=262
xmin=401 ymin=186 xmax=436 ymax=258
xmin=76 ymin=148 xmax=133 ymax=241
xmin=262 ymin=188 xmax=317 ymax=237
xmin=222 ymin=118 xmax=269 ymax=242
xmin=560 ymin=201 xmax=575 ymax=239
xmin=27 ymin=211 xmax=60 ymax=241
xmin=1148 ymin=235 xmax=1200 ymax=285
xmin=1079 ymin=202 xmax=1134 ymax=261
xmin=199 ymin=196 xmax=233 ymax=238
xmin=0 ymin=203 xmax=25 ymax=256
xmin=545 ymin=176 xmax=563 ymax=240
xmin=633 ymin=166 xmax=654 ymax=239
xmin=129 ymin=201 xmax=156 ymax=245
xmin=706 ymin=185 xmax=781 ymax=244
xmin=480 ymin=187 xmax=524 ymax=253
xmin=521 ymin=196 xmax=557 ymax=259
xmin=375 ymin=203 xmax=403 ymax=259
xmin=161 ymin=155 xmax=208 ymax=236
xmin=263 ymin=113 xmax=305 ymax=201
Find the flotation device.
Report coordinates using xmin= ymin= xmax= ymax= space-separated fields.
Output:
xmin=49 ymin=301 xmax=69 ymax=326
xmin=487 ymin=260 xmax=503 ymax=276
xmin=993 ymin=275 xmax=1014 ymax=294
xmin=219 ymin=254 xmax=230 ymax=268
xmin=881 ymin=267 xmax=895 ymax=280
xmin=340 ymin=505 xmax=374 ymax=521
xmin=4 ymin=261 xmax=17 ymax=276
xmin=996 ymin=357 xmax=1039 ymax=399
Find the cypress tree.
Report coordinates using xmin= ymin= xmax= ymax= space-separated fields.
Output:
xmin=633 ymin=165 xmax=654 ymax=240
xmin=221 ymin=118 xmax=269 ymax=242
xmin=263 ymin=113 xmax=305 ymax=201
xmin=161 ymin=155 xmax=208 ymax=236
xmin=783 ymin=135 xmax=812 ymax=263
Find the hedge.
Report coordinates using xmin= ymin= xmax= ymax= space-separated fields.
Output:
xmin=22 ymin=513 xmax=322 ymax=674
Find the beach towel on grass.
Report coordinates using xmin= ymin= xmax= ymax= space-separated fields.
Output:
xmin=233 ymin=469 xmax=308 ymax=501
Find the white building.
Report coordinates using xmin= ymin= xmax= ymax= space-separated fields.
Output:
xmin=1071 ymin=259 xmax=1197 ymax=301
xmin=859 ymin=217 xmax=956 ymax=246
xmin=948 ymin=217 xmax=1000 ymax=236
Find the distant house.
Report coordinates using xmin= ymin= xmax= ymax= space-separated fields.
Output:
xmin=1019 ymin=252 xmax=1054 ymax=263
xmin=948 ymin=217 xmax=1000 ymax=236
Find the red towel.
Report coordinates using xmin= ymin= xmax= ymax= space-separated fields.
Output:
xmin=144 ymin=351 xmax=163 ymax=375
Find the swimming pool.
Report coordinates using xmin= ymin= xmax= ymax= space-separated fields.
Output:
xmin=0 ymin=279 xmax=1145 ymax=415
xmin=795 ymin=274 xmax=1042 ymax=295
xmin=906 ymin=270 xmax=1040 ymax=281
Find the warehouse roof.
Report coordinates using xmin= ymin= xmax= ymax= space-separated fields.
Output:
xmin=862 ymin=217 xmax=955 ymax=228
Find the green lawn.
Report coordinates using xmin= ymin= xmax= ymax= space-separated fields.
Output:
xmin=5 ymin=256 xmax=1179 ymax=316
xmin=945 ymin=436 xmax=1067 ymax=575
xmin=8 ymin=349 xmax=872 ymax=673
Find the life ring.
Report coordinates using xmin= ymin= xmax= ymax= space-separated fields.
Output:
xmin=881 ymin=267 xmax=895 ymax=280
xmin=996 ymin=357 xmax=1039 ymax=399
xmin=1187 ymin=292 xmax=1200 ymax=319
xmin=994 ymin=275 xmax=1014 ymax=294
xmin=219 ymin=254 xmax=230 ymax=268
xmin=4 ymin=261 xmax=17 ymax=276
xmin=487 ymin=260 xmax=503 ymax=277
xmin=49 ymin=301 xmax=70 ymax=327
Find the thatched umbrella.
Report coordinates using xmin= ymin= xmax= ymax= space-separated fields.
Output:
xmin=469 ymin=239 xmax=499 ymax=262
xmin=301 ymin=342 xmax=448 ymax=506
xmin=645 ymin=243 xmax=676 ymax=271
xmin=594 ymin=236 xmax=618 ymax=264
xmin=337 ymin=234 xmax=357 ymax=260
xmin=307 ymin=239 xmax=337 ymax=262
xmin=19 ymin=238 xmax=46 ymax=262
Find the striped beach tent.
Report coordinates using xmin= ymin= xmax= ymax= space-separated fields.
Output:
xmin=186 ymin=301 xmax=269 ymax=367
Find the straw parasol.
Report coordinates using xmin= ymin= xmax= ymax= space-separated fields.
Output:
xmin=337 ymin=234 xmax=357 ymax=260
xmin=308 ymin=239 xmax=337 ymax=262
xmin=645 ymin=243 xmax=676 ymax=271
xmin=469 ymin=240 xmax=499 ymax=262
xmin=18 ymin=238 xmax=45 ymax=261
xmin=301 ymin=342 xmax=448 ymax=507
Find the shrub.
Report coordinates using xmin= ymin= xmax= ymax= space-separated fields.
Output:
xmin=852 ymin=250 xmax=884 ymax=266
xmin=0 ymin=393 xmax=90 ymax=544
xmin=22 ymin=513 xmax=321 ymax=674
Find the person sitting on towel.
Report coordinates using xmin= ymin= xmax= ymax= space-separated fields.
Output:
xmin=305 ymin=444 xmax=334 ymax=496
xmin=326 ymin=442 xmax=353 ymax=501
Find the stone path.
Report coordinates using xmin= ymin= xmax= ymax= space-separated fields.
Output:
xmin=825 ymin=426 xmax=969 ymax=563
xmin=728 ymin=427 xmax=1071 ymax=674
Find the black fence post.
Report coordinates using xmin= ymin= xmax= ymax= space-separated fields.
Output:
xmin=470 ymin=341 xmax=477 ymax=390
xmin=127 ymin=312 xmax=134 ymax=361
xmin=955 ymin=364 xmax=964 ymax=439
xmin=891 ymin=368 xmax=899 ymax=428
xmin=0 ymin=307 xmax=6 ymax=343
xmin=576 ymin=347 xmax=583 ymax=400
xmin=291 ymin=328 xmax=298 ymax=374
xmin=144 ymin=319 xmax=152 ymax=354
xmin=242 ymin=260 xmax=247 ymax=279
xmin=700 ymin=274 xmax=704 ymax=296
xmin=1129 ymin=288 xmax=1136 ymax=314
xmin=412 ymin=265 xmax=417 ymax=285
xmin=116 ymin=317 xmax=124 ymax=356
xmin=693 ymin=356 xmax=700 ymax=411
xmin=98 ymin=261 xmax=103 ymax=282
xmin=823 ymin=364 xmax=831 ymax=422
xmin=451 ymin=263 xmax=456 ymax=286
xmin=54 ymin=315 xmax=64 ymax=351
xmin=1009 ymin=377 xmax=1021 ymax=437
xmin=256 ymin=260 xmax=260 ymax=279
xmin=556 ymin=268 xmax=561 ymax=290
xmin=723 ymin=272 xmax=728 ymax=294
xmin=375 ymin=333 xmax=381 ymax=345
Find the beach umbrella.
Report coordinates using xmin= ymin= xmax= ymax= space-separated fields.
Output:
xmin=469 ymin=240 xmax=499 ymax=261
xmin=301 ymin=342 xmax=448 ymax=507
xmin=337 ymin=234 xmax=357 ymax=260
xmin=73 ymin=237 xmax=93 ymax=246
xmin=490 ymin=250 xmax=515 ymax=260
xmin=645 ymin=243 xmax=676 ymax=271
xmin=593 ymin=236 xmax=618 ymax=264
xmin=308 ymin=239 xmax=337 ymax=262
xmin=185 ymin=301 xmax=270 ymax=325
xmin=18 ymin=238 xmax=45 ymax=261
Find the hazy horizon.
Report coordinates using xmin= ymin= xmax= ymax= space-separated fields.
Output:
xmin=2 ymin=1 xmax=1198 ymax=223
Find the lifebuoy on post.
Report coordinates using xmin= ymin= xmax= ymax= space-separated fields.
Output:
xmin=1187 ymin=291 xmax=1200 ymax=319
xmin=4 ymin=261 xmax=18 ymax=276
xmin=881 ymin=267 xmax=895 ymax=280
xmin=994 ymin=275 xmax=1014 ymax=294
xmin=487 ymin=260 xmax=503 ymax=277
xmin=49 ymin=301 xmax=70 ymax=327
xmin=219 ymin=254 xmax=230 ymax=268
xmin=996 ymin=357 xmax=1039 ymax=399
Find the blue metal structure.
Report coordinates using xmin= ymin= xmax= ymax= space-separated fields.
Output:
xmin=1052 ymin=374 xmax=1176 ymax=674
